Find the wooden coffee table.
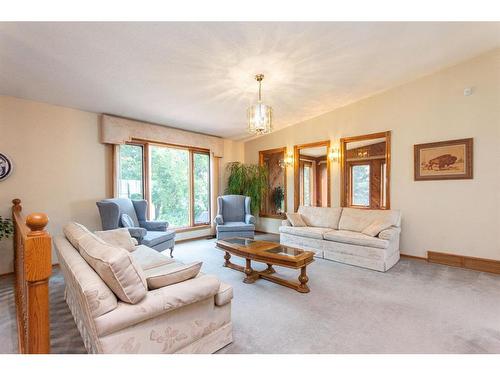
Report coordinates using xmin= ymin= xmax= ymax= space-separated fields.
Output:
xmin=215 ymin=237 xmax=314 ymax=293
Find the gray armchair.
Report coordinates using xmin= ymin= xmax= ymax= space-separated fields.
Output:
xmin=96 ymin=198 xmax=176 ymax=256
xmin=214 ymin=195 xmax=255 ymax=240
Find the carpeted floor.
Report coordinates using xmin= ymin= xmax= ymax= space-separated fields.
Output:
xmin=2 ymin=233 xmax=500 ymax=354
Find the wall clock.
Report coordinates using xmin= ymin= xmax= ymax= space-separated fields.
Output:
xmin=0 ymin=153 xmax=13 ymax=181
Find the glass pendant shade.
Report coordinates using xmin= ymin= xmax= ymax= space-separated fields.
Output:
xmin=247 ymin=74 xmax=273 ymax=135
xmin=247 ymin=101 xmax=272 ymax=134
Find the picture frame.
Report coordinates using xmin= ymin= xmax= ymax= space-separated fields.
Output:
xmin=0 ymin=152 xmax=13 ymax=181
xmin=414 ymin=138 xmax=473 ymax=181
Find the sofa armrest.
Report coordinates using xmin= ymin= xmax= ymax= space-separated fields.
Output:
xmin=281 ymin=219 xmax=291 ymax=227
xmin=245 ymin=214 xmax=256 ymax=225
xmin=215 ymin=282 xmax=233 ymax=306
xmin=378 ymin=227 xmax=401 ymax=241
xmin=94 ymin=274 xmax=221 ymax=337
xmin=127 ymin=227 xmax=147 ymax=241
xmin=140 ymin=220 xmax=168 ymax=231
xmin=214 ymin=214 xmax=224 ymax=225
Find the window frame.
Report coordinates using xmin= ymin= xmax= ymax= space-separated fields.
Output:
xmin=349 ymin=162 xmax=371 ymax=208
xmin=114 ymin=139 xmax=211 ymax=232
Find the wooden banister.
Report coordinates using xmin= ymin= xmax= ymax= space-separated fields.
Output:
xmin=12 ymin=198 xmax=52 ymax=354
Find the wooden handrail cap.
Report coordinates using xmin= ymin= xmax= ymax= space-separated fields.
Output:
xmin=26 ymin=213 xmax=49 ymax=233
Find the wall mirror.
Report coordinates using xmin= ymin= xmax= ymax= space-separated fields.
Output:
xmin=340 ymin=131 xmax=391 ymax=209
xmin=259 ymin=147 xmax=287 ymax=218
xmin=294 ymin=141 xmax=331 ymax=211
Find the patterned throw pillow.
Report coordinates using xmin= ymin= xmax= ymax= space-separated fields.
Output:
xmin=286 ymin=213 xmax=307 ymax=227
xmin=144 ymin=261 xmax=202 ymax=290
xmin=362 ymin=220 xmax=393 ymax=237
xmin=121 ymin=213 xmax=135 ymax=228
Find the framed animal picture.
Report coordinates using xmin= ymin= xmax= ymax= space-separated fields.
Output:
xmin=414 ymin=138 xmax=473 ymax=181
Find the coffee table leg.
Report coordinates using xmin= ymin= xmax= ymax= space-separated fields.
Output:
xmin=264 ymin=263 xmax=276 ymax=274
xmin=297 ymin=266 xmax=310 ymax=293
xmin=223 ymin=252 xmax=231 ymax=267
xmin=243 ymin=258 xmax=256 ymax=284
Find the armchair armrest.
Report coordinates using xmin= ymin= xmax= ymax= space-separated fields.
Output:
xmin=281 ymin=219 xmax=291 ymax=227
xmin=94 ymin=274 xmax=221 ymax=337
xmin=140 ymin=220 xmax=168 ymax=231
xmin=245 ymin=214 xmax=256 ymax=225
xmin=214 ymin=214 xmax=224 ymax=225
xmin=378 ymin=227 xmax=401 ymax=241
xmin=127 ymin=227 xmax=147 ymax=241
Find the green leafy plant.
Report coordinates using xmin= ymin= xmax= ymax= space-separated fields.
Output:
xmin=272 ymin=186 xmax=285 ymax=214
xmin=225 ymin=162 xmax=268 ymax=215
xmin=0 ymin=216 xmax=14 ymax=241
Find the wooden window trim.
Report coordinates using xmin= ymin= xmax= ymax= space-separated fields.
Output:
xmin=115 ymin=139 xmax=211 ymax=230
xmin=293 ymin=140 xmax=331 ymax=212
xmin=340 ymin=131 xmax=391 ymax=209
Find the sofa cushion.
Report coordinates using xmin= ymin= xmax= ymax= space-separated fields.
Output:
xmin=78 ymin=233 xmax=148 ymax=304
xmin=94 ymin=228 xmax=137 ymax=251
xmin=286 ymin=213 xmax=306 ymax=227
xmin=144 ymin=261 xmax=203 ymax=289
xmin=63 ymin=222 xmax=92 ymax=250
xmin=297 ymin=206 xmax=343 ymax=229
xmin=279 ymin=226 xmax=331 ymax=240
xmin=338 ymin=207 xmax=401 ymax=232
xmin=131 ymin=244 xmax=174 ymax=270
xmin=361 ymin=219 xmax=394 ymax=237
xmin=141 ymin=230 xmax=176 ymax=247
xmin=215 ymin=282 xmax=233 ymax=306
xmin=216 ymin=222 xmax=255 ymax=232
xmin=324 ymin=230 xmax=389 ymax=249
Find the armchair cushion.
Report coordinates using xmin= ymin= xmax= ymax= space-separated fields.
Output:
xmin=141 ymin=220 xmax=168 ymax=231
xmin=93 ymin=274 xmax=221 ymax=336
xmin=121 ymin=213 xmax=135 ymax=228
xmin=142 ymin=230 xmax=176 ymax=248
xmin=144 ymin=261 xmax=202 ymax=290
xmin=216 ymin=222 xmax=255 ymax=232
xmin=220 ymin=195 xmax=246 ymax=222
xmin=94 ymin=228 xmax=136 ymax=252
xmin=78 ymin=232 xmax=148 ymax=304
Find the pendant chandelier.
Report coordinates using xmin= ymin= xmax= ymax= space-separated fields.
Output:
xmin=247 ymin=74 xmax=272 ymax=135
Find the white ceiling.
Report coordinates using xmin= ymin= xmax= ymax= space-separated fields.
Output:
xmin=1 ymin=22 xmax=499 ymax=140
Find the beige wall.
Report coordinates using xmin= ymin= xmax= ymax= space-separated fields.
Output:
xmin=244 ymin=49 xmax=500 ymax=260
xmin=0 ymin=96 xmax=111 ymax=274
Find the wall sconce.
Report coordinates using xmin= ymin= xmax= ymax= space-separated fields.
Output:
xmin=328 ymin=146 xmax=339 ymax=162
xmin=279 ymin=153 xmax=294 ymax=168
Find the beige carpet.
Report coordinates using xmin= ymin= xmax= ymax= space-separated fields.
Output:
xmin=2 ymin=233 xmax=500 ymax=354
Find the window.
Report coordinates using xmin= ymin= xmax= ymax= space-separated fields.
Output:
xmin=117 ymin=144 xmax=144 ymax=199
xmin=351 ymin=164 xmax=370 ymax=206
xmin=303 ymin=164 xmax=312 ymax=206
xmin=115 ymin=141 xmax=210 ymax=229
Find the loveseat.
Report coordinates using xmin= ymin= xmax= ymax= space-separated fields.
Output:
xmin=280 ymin=206 xmax=401 ymax=272
xmin=54 ymin=223 xmax=233 ymax=354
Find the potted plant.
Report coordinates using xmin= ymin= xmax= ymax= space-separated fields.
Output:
xmin=0 ymin=216 xmax=14 ymax=240
xmin=272 ymin=186 xmax=285 ymax=214
xmin=225 ymin=162 xmax=268 ymax=215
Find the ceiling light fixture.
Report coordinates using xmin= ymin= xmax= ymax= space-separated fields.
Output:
xmin=247 ymin=74 xmax=272 ymax=135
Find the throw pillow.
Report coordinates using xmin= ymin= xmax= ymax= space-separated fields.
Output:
xmin=362 ymin=220 xmax=393 ymax=237
xmin=94 ymin=228 xmax=137 ymax=252
xmin=286 ymin=213 xmax=307 ymax=227
xmin=63 ymin=222 xmax=92 ymax=250
xmin=121 ymin=213 xmax=135 ymax=228
xmin=144 ymin=261 xmax=202 ymax=290
xmin=77 ymin=232 xmax=148 ymax=304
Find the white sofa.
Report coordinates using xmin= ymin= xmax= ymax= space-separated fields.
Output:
xmin=54 ymin=224 xmax=233 ymax=354
xmin=280 ymin=206 xmax=401 ymax=272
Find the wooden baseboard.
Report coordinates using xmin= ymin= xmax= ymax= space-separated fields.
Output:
xmin=428 ymin=251 xmax=500 ymax=275
xmin=400 ymin=253 xmax=427 ymax=261
xmin=175 ymin=235 xmax=213 ymax=244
